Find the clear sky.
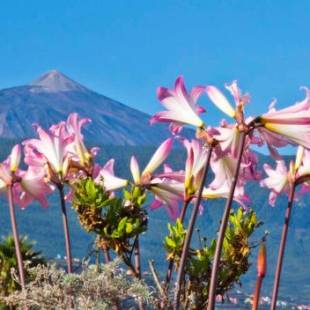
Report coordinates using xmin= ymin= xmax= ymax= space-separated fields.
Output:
xmin=1 ymin=0 xmax=310 ymax=123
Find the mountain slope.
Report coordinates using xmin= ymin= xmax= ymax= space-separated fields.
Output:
xmin=0 ymin=70 xmax=174 ymax=145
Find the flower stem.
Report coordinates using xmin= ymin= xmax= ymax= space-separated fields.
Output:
xmin=134 ymin=236 xmax=144 ymax=310
xmin=58 ymin=184 xmax=73 ymax=273
xmin=165 ymin=200 xmax=190 ymax=287
xmin=103 ymin=246 xmax=111 ymax=264
xmin=252 ymin=276 xmax=263 ymax=310
xmin=207 ymin=131 xmax=247 ymax=310
xmin=270 ymin=183 xmax=296 ymax=310
xmin=134 ymin=236 xmax=141 ymax=279
xmin=173 ymin=145 xmax=213 ymax=310
xmin=7 ymin=184 xmax=26 ymax=288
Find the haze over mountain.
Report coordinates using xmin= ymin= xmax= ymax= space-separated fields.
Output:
xmin=0 ymin=70 xmax=173 ymax=145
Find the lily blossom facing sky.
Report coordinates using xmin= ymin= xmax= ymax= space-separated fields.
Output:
xmin=24 ymin=122 xmax=74 ymax=181
xmin=0 ymin=145 xmax=22 ymax=189
xmin=256 ymin=88 xmax=310 ymax=149
xmin=206 ymin=153 xmax=248 ymax=206
xmin=149 ymin=177 xmax=184 ymax=219
xmin=17 ymin=166 xmax=53 ymax=209
xmin=183 ymin=139 xmax=208 ymax=200
xmin=95 ymin=159 xmax=128 ymax=192
xmin=206 ymin=81 xmax=250 ymax=122
xmin=260 ymin=160 xmax=291 ymax=206
xmin=65 ymin=113 xmax=99 ymax=169
xmin=129 ymin=138 xmax=185 ymax=219
xmin=130 ymin=138 xmax=173 ymax=185
xmin=150 ymin=76 xmax=205 ymax=133
xmin=0 ymin=145 xmax=52 ymax=209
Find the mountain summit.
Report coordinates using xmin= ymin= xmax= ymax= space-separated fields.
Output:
xmin=30 ymin=70 xmax=88 ymax=93
xmin=0 ymin=71 xmax=174 ymax=144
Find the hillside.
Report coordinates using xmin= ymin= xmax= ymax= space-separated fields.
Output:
xmin=0 ymin=70 xmax=177 ymax=145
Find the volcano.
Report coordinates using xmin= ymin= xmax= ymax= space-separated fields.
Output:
xmin=0 ymin=70 xmax=173 ymax=145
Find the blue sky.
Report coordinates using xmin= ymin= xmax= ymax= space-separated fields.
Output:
xmin=1 ymin=0 xmax=310 ymax=124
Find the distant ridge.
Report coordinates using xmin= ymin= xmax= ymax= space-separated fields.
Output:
xmin=0 ymin=70 xmax=177 ymax=145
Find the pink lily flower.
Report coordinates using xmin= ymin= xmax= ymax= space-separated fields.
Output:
xmin=183 ymin=139 xmax=209 ymax=199
xmin=0 ymin=145 xmax=52 ymax=208
xmin=95 ymin=159 xmax=128 ymax=192
xmin=17 ymin=166 xmax=53 ymax=209
xmin=65 ymin=113 xmax=99 ymax=168
xmin=212 ymin=123 xmax=241 ymax=157
xmin=260 ymin=146 xmax=310 ymax=206
xmin=10 ymin=145 xmax=22 ymax=173
xmin=153 ymin=164 xmax=185 ymax=183
xmin=295 ymin=147 xmax=310 ymax=193
xmin=205 ymin=81 xmax=252 ymax=157
xmin=256 ymin=88 xmax=310 ymax=149
xmin=206 ymin=81 xmax=250 ymax=120
xmin=130 ymin=138 xmax=173 ymax=184
xmin=129 ymin=138 xmax=185 ymax=219
xmin=260 ymin=160 xmax=291 ymax=206
xmin=149 ymin=177 xmax=184 ymax=219
xmin=150 ymin=76 xmax=205 ymax=132
xmin=0 ymin=145 xmax=22 ymax=186
xmin=206 ymin=153 xmax=248 ymax=206
xmin=23 ymin=122 xmax=74 ymax=182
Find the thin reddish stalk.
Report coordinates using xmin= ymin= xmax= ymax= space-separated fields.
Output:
xmin=165 ymin=200 xmax=191 ymax=287
xmin=134 ymin=236 xmax=141 ymax=279
xmin=58 ymin=184 xmax=73 ymax=273
xmin=7 ymin=185 xmax=26 ymax=288
xmin=173 ymin=145 xmax=213 ymax=310
xmin=103 ymin=247 xmax=111 ymax=263
xmin=270 ymin=183 xmax=296 ymax=310
xmin=207 ymin=131 xmax=247 ymax=310
xmin=134 ymin=236 xmax=145 ymax=310
xmin=252 ymin=276 xmax=263 ymax=310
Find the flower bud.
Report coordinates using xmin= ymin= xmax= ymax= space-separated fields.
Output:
xmin=257 ymin=243 xmax=267 ymax=278
xmin=10 ymin=144 xmax=21 ymax=173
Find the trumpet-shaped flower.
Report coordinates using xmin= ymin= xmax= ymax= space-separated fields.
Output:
xmin=150 ymin=76 xmax=205 ymax=132
xmin=9 ymin=145 xmax=21 ymax=173
xmin=202 ymin=182 xmax=248 ymax=209
xmin=129 ymin=139 xmax=182 ymax=218
xmin=256 ymin=88 xmax=310 ymax=149
xmin=149 ymin=177 xmax=184 ymax=219
xmin=260 ymin=160 xmax=291 ymax=206
xmin=0 ymin=144 xmax=22 ymax=186
xmin=0 ymin=145 xmax=52 ymax=208
xmin=17 ymin=167 xmax=53 ymax=209
xmin=23 ymin=122 xmax=74 ymax=180
xmin=213 ymin=124 xmax=241 ymax=157
xmin=183 ymin=139 xmax=208 ymax=199
xmin=95 ymin=159 xmax=128 ymax=192
xmin=65 ymin=113 xmax=99 ymax=168
xmin=206 ymin=81 xmax=249 ymax=120
xmin=130 ymin=138 xmax=173 ymax=184
xmin=206 ymin=153 xmax=248 ymax=206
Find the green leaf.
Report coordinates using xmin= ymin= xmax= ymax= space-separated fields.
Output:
xmin=117 ymin=217 xmax=128 ymax=233
xmin=125 ymin=223 xmax=133 ymax=234
xmin=165 ymin=237 xmax=176 ymax=248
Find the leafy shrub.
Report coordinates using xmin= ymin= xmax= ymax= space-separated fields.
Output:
xmin=3 ymin=260 xmax=153 ymax=309
xmin=0 ymin=235 xmax=45 ymax=297
xmin=163 ymin=208 xmax=262 ymax=308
